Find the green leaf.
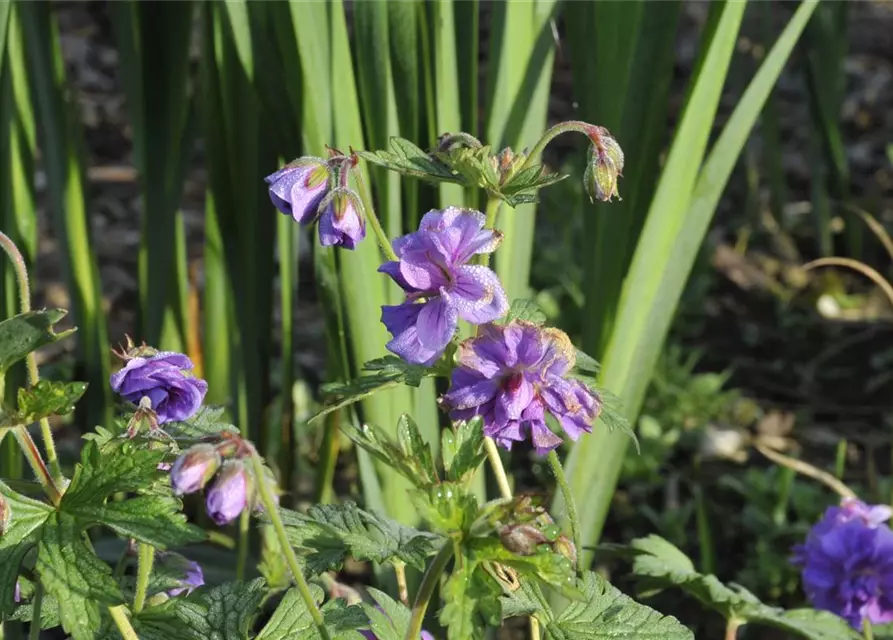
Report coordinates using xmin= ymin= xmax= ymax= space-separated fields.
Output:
xmin=0 ymin=380 xmax=87 ymax=427
xmin=360 ymin=588 xmax=413 ymax=640
xmin=573 ymin=349 xmax=601 ymax=375
xmin=312 ymin=357 xmax=438 ymax=424
xmin=280 ymin=502 xmax=443 ymax=573
xmin=63 ymin=441 xmax=166 ymax=507
xmin=544 ymin=571 xmax=692 ymax=639
xmin=0 ymin=481 xmax=52 ymax=617
xmin=72 ymin=495 xmax=203 ymax=549
xmin=503 ymin=298 xmax=547 ymax=326
xmin=442 ymin=417 xmax=486 ymax=484
xmin=411 ymin=483 xmax=479 ymax=535
xmin=164 ymin=405 xmax=239 ymax=439
xmin=469 ymin=538 xmax=578 ymax=599
xmin=620 ymin=535 xmax=859 ymax=640
xmin=396 ymin=414 xmax=438 ymax=486
xmin=198 ymin=579 xmax=266 ymax=639
xmin=258 ymin=584 xmax=358 ymax=640
xmin=0 ymin=309 xmax=74 ymax=375
xmin=499 ymin=164 xmax=568 ymax=203
xmin=36 ymin=512 xmax=123 ymax=640
xmin=356 ymin=136 xmax=460 ymax=183
xmin=499 ymin=578 xmax=552 ymax=621
xmin=440 ymin=562 xmax=501 ymax=640
xmin=338 ymin=420 xmax=436 ymax=488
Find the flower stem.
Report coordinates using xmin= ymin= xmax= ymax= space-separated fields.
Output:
xmin=483 ymin=437 xmax=512 ymax=499
xmin=478 ymin=197 xmax=502 ymax=267
xmin=0 ymin=231 xmax=63 ymax=484
xmin=864 ymin=620 xmax=874 ymax=640
xmin=395 ymin=561 xmax=409 ymax=606
xmin=29 ymin=583 xmax=44 ymax=640
xmin=406 ymin=543 xmax=453 ymax=640
xmin=236 ymin=509 xmax=250 ymax=580
xmin=755 ymin=444 xmax=856 ymax=499
xmin=354 ymin=168 xmax=398 ymax=262
xmin=724 ymin=619 xmax=742 ymax=640
xmin=547 ymin=450 xmax=583 ymax=574
xmin=108 ymin=605 xmax=139 ymax=640
xmin=248 ymin=447 xmax=331 ymax=640
xmin=520 ymin=120 xmax=606 ymax=174
xmin=132 ymin=543 xmax=154 ymax=613
xmin=12 ymin=426 xmax=61 ymax=506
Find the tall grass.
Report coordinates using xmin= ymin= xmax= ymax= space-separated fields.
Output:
xmin=0 ymin=1 xmax=819 ymax=543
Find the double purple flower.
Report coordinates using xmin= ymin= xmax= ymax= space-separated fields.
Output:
xmin=110 ymin=351 xmax=207 ymax=424
xmin=380 ymin=207 xmax=508 ymax=365
xmin=793 ymin=498 xmax=893 ymax=629
xmin=265 ymin=160 xmax=365 ymax=249
xmin=440 ymin=321 xmax=600 ymax=454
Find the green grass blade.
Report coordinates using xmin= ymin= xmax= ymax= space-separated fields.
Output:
xmin=431 ymin=0 xmax=465 ymax=208
xmin=560 ymin=0 xmax=819 ymax=563
xmin=487 ymin=0 xmax=558 ymax=301
xmin=113 ymin=1 xmax=195 ymax=351
xmin=0 ymin=2 xmax=34 ymax=480
xmin=19 ymin=0 xmax=111 ymax=429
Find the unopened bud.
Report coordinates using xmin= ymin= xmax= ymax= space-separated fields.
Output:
xmin=0 ymin=495 xmax=10 ymax=536
xmin=205 ymin=460 xmax=251 ymax=525
xmin=553 ymin=534 xmax=577 ymax=566
xmin=583 ymin=134 xmax=624 ymax=203
xmin=500 ymin=524 xmax=550 ymax=556
xmin=329 ymin=580 xmax=363 ymax=606
xmin=318 ymin=189 xmax=366 ymax=250
xmin=169 ymin=444 xmax=221 ymax=495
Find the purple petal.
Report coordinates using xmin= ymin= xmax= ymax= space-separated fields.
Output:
xmin=494 ymin=374 xmax=535 ymax=423
xmin=381 ymin=304 xmax=442 ymax=365
xmin=266 ymin=164 xmax=328 ymax=223
xmin=443 ymin=265 xmax=508 ymax=324
xmin=529 ymin=421 xmax=563 ymax=454
xmin=378 ymin=261 xmax=416 ymax=293
xmin=442 ymin=370 xmax=500 ymax=411
xmin=416 ymin=298 xmax=458 ymax=352
xmin=206 ymin=463 xmax=249 ymax=525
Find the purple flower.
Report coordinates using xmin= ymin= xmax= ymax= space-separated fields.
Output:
xmin=205 ymin=460 xmax=250 ymax=525
xmin=110 ymin=351 xmax=207 ymax=424
xmin=380 ymin=207 xmax=508 ymax=364
xmin=318 ymin=190 xmax=365 ymax=249
xmin=169 ymin=444 xmax=221 ymax=495
xmin=440 ymin=321 xmax=600 ymax=454
xmin=158 ymin=553 xmax=205 ymax=597
xmin=265 ymin=159 xmax=329 ymax=224
xmin=793 ymin=500 xmax=893 ymax=629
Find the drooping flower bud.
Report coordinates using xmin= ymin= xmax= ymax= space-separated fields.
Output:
xmin=157 ymin=552 xmax=205 ymax=597
xmin=553 ymin=534 xmax=578 ymax=566
xmin=205 ymin=460 xmax=251 ymax=525
xmin=318 ymin=189 xmax=366 ymax=249
xmin=265 ymin=159 xmax=330 ymax=224
xmin=169 ymin=444 xmax=221 ymax=496
xmin=0 ymin=494 xmax=9 ymax=536
xmin=583 ymin=132 xmax=624 ymax=203
xmin=499 ymin=523 xmax=550 ymax=556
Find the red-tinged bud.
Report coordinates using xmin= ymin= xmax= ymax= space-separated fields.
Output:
xmin=500 ymin=523 xmax=550 ymax=556
xmin=583 ymin=133 xmax=624 ymax=203
xmin=169 ymin=444 xmax=221 ymax=496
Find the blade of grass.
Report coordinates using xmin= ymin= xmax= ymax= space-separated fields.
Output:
xmin=20 ymin=0 xmax=112 ymax=429
xmin=559 ymin=0 xmax=818 ymax=564
xmin=0 ymin=2 xmax=34 ymax=480
xmin=431 ymin=0 xmax=465 ymax=209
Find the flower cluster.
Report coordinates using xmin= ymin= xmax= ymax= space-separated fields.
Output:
xmin=440 ymin=322 xmax=600 ymax=454
xmin=379 ymin=207 xmax=507 ymax=365
xmin=793 ymin=497 xmax=893 ymax=629
xmin=266 ymin=156 xmax=366 ymax=249
xmin=110 ymin=340 xmax=207 ymax=425
xmin=169 ymin=437 xmax=278 ymax=525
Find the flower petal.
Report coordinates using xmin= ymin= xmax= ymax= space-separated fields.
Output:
xmin=444 ymin=265 xmax=508 ymax=324
xmin=381 ymin=304 xmax=442 ymax=365
xmin=416 ymin=298 xmax=458 ymax=352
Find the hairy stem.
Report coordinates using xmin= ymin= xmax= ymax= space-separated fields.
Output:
xmin=483 ymin=437 xmax=512 ymax=499
xmin=520 ymin=120 xmax=606 ymax=174
xmin=406 ymin=543 xmax=453 ymax=640
xmin=28 ymin=583 xmax=44 ymax=640
xmin=864 ymin=619 xmax=874 ymax=640
xmin=395 ymin=561 xmax=409 ymax=606
xmin=0 ymin=231 xmax=63 ymax=483
xmin=248 ymin=447 xmax=331 ymax=640
xmin=236 ymin=509 xmax=250 ymax=581
xmin=547 ymin=450 xmax=583 ymax=574
xmin=725 ymin=619 xmax=742 ymax=640
xmin=755 ymin=443 xmax=856 ymax=499
xmin=12 ymin=426 xmax=61 ymax=506
xmin=108 ymin=605 xmax=139 ymax=640
xmin=132 ymin=543 xmax=154 ymax=613
xmin=476 ymin=196 xmax=503 ymax=267
xmin=354 ymin=169 xmax=398 ymax=262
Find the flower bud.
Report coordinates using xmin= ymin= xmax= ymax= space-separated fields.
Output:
xmin=14 ymin=580 xmax=21 ymax=603
xmin=265 ymin=159 xmax=330 ymax=224
xmin=169 ymin=444 xmax=220 ymax=496
xmin=499 ymin=523 xmax=550 ymax=556
xmin=205 ymin=460 xmax=251 ymax=525
xmin=329 ymin=581 xmax=363 ymax=606
xmin=318 ymin=189 xmax=366 ymax=250
xmin=0 ymin=494 xmax=9 ymax=536
xmin=157 ymin=552 xmax=205 ymax=597
xmin=583 ymin=133 xmax=624 ymax=203
xmin=553 ymin=533 xmax=577 ymax=567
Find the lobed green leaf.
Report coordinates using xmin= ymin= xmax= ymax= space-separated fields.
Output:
xmin=0 ymin=481 xmax=52 ymax=617
xmin=0 ymin=309 xmax=74 ymax=376
xmin=279 ymin=502 xmax=443 ymax=573
xmin=411 ymin=483 xmax=479 ymax=535
xmin=442 ymin=417 xmax=486 ymax=484
xmin=357 ymin=136 xmax=459 ymax=184
xmin=440 ymin=562 xmax=501 ymax=640
xmin=359 ymin=588 xmax=413 ymax=640
xmin=503 ymin=298 xmax=547 ymax=326
xmin=0 ymin=380 xmax=87 ymax=427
